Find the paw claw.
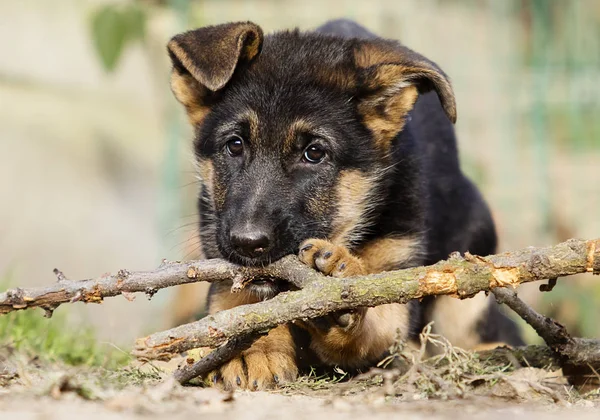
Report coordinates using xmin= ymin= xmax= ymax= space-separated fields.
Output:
xmin=300 ymin=243 xmax=313 ymax=253
xmin=298 ymin=238 xmax=365 ymax=277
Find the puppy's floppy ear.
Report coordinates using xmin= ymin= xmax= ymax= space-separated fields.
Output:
xmin=167 ymin=22 xmax=264 ymax=125
xmin=354 ymin=39 xmax=457 ymax=147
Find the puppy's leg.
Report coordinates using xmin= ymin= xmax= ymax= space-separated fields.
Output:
xmin=427 ymin=294 xmax=490 ymax=351
xmin=428 ymin=294 xmax=525 ymax=352
xmin=298 ymin=239 xmax=410 ymax=369
xmin=204 ymin=284 xmax=299 ymax=390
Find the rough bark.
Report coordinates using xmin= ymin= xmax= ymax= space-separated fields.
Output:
xmin=132 ymin=238 xmax=599 ymax=361
xmin=2 ymin=238 xmax=598 ymax=385
xmin=0 ymin=256 xmax=315 ymax=316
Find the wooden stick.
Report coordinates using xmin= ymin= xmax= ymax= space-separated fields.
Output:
xmin=492 ymin=287 xmax=600 ymax=366
xmin=133 ymin=238 xmax=599 ymax=361
xmin=0 ymin=256 xmax=314 ymax=316
xmin=172 ymin=332 xmax=265 ymax=384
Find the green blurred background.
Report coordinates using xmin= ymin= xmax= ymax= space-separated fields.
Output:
xmin=0 ymin=0 xmax=599 ymax=347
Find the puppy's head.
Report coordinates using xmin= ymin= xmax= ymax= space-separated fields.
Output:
xmin=168 ymin=22 xmax=456 ymax=267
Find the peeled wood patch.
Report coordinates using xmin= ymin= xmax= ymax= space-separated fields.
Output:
xmin=586 ymin=240 xmax=598 ymax=273
xmin=490 ymin=267 xmax=520 ymax=288
xmin=419 ymin=270 xmax=458 ymax=296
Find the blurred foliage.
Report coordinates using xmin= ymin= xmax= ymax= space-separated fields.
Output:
xmin=541 ymin=279 xmax=600 ymax=338
xmin=90 ymin=3 xmax=148 ymax=72
xmin=0 ymin=279 xmax=130 ymax=368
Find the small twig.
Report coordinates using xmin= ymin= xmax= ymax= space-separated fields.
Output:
xmin=492 ymin=287 xmax=600 ymax=370
xmin=492 ymin=287 xmax=573 ymax=349
xmin=539 ymin=277 xmax=558 ymax=292
xmin=173 ymin=332 xmax=265 ymax=384
xmin=52 ymin=268 xmax=67 ymax=282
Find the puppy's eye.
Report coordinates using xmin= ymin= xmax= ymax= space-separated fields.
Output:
xmin=303 ymin=145 xmax=326 ymax=164
xmin=225 ymin=136 xmax=244 ymax=157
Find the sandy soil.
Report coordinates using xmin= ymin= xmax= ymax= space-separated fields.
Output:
xmin=2 ymin=353 xmax=599 ymax=420
xmin=2 ymin=385 xmax=599 ymax=420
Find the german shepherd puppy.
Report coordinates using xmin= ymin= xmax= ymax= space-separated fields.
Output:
xmin=167 ymin=19 xmax=523 ymax=390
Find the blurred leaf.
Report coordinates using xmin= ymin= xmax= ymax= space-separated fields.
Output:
xmin=122 ymin=5 xmax=147 ymax=42
xmin=90 ymin=4 xmax=147 ymax=73
xmin=91 ymin=6 xmax=128 ymax=72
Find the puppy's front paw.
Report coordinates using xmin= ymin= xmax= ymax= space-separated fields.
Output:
xmin=297 ymin=239 xmax=367 ymax=332
xmin=205 ymin=326 xmax=298 ymax=391
xmin=298 ymin=239 xmax=366 ymax=277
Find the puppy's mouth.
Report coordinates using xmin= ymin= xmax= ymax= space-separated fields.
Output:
xmin=245 ymin=276 xmax=291 ymax=300
xmin=251 ymin=278 xmax=272 ymax=286
xmin=225 ymin=245 xmax=296 ymax=268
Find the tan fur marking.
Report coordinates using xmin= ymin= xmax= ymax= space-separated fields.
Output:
xmin=207 ymin=284 xmax=298 ymax=389
xmin=354 ymin=41 xmax=400 ymax=69
xmin=170 ymin=72 xmax=210 ymax=126
xmin=245 ymin=108 xmax=260 ymax=143
xmin=242 ymin=325 xmax=298 ymax=384
xmin=429 ymin=293 xmax=490 ymax=352
xmin=353 ymin=40 xmax=457 ymax=141
xmin=330 ymin=170 xmax=375 ymax=246
xmin=306 ymin=195 xmax=328 ymax=218
xmin=208 ymin=288 xmax=259 ymax=314
xmin=283 ymin=119 xmax=313 ymax=153
xmin=309 ymin=303 xmax=410 ymax=368
xmin=197 ymin=157 xmax=227 ymax=212
xmin=197 ymin=159 xmax=214 ymax=198
xmin=217 ymin=356 xmax=246 ymax=389
xmin=357 ymin=236 xmax=423 ymax=272
xmin=240 ymin=28 xmax=262 ymax=62
xmin=358 ymin=83 xmax=419 ymax=150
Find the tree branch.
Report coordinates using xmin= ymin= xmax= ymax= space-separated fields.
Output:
xmin=0 ymin=256 xmax=315 ymax=316
xmin=492 ymin=287 xmax=573 ymax=350
xmin=492 ymin=287 xmax=600 ymax=365
xmin=1 ymin=238 xmax=598 ymax=385
xmin=132 ymin=238 xmax=599 ymax=361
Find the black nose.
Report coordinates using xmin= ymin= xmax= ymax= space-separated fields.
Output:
xmin=230 ymin=227 xmax=271 ymax=258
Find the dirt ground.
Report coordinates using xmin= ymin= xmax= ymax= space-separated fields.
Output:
xmin=2 ymin=380 xmax=599 ymax=420
xmin=2 ymin=393 xmax=598 ymax=420
xmin=2 ymin=348 xmax=599 ymax=420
